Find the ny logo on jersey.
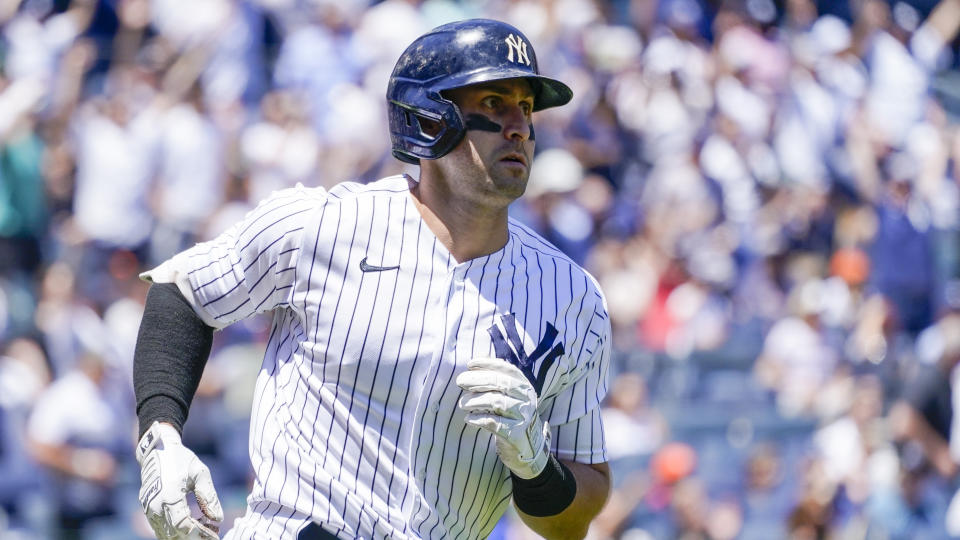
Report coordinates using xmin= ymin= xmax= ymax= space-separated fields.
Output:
xmin=487 ymin=314 xmax=564 ymax=395
xmin=504 ymin=34 xmax=531 ymax=66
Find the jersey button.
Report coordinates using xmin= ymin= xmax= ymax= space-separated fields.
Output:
xmin=430 ymin=402 xmax=440 ymax=413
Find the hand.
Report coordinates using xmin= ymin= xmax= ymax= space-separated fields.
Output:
xmin=137 ymin=422 xmax=223 ymax=540
xmin=70 ymin=448 xmax=117 ymax=484
xmin=456 ymin=357 xmax=550 ymax=479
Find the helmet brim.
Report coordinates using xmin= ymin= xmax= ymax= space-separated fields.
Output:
xmin=433 ymin=68 xmax=573 ymax=111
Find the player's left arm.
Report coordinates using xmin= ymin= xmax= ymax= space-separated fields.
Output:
xmin=458 ymin=358 xmax=611 ymax=539
xmin=457 ymin=289 xmax=613 ymax=539
xmin=516 ymin=459 xmax=611 ymax=540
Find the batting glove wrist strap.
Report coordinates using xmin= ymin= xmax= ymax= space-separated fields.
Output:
xmin=137 ymin=421 xmax=223 ymax=540
xmin=511 ymin=454 xmax=578 ymax=517
xmin=456 ymin=357 xmax=551 ymax=479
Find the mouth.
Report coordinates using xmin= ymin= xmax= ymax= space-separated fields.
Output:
xmin=500 ymin=152 xmax=528 ymax=168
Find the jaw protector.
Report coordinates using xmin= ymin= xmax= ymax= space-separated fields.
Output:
xmin=387 ymin=18 xmax=572 ymax=165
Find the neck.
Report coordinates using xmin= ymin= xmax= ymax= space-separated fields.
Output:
xmin=407 ymin=175 xmax=510 ymax=263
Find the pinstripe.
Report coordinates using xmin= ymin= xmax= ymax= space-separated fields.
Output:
xmin=429 ymin=257 xmax=491 ymax=539
xmin=358 ymin=197 xmax=408 ymax=533
xmin=270 ymin=205 xmax=328 ymax=531
xmin=396 ymin=236 xmax=445 ymax=527
xmin=242 ymin=227 xmax=305 ymax=273
xmin=258 ymin=310 xmax=300 ymax=535
xmin=476 ymin=490 xmax=514 ymax=535
xmin=372 ymin=212 xmax=418 ymax=483
xmin=460 ymin=246 xmax=512 ymax=539
xmin=409 ymin=259 xmax=472 ymax=534
xmin=565 ymin=268 xmax=584 ymax=426
xmin=390 ymin=229 xmax=435 ymax=539
xmin=335 ymin=196 xmax=389 ymax=529
xmin=236 ymin=197 xmax=307 ymax=246
xmin=316 ymin=197 xmax=362 ymax=526
xmin=449 ymin=247 xmax=511 ymax=540
xmin=465 ymin=242 xmax=523 ymax=539
xmin=296 ymin=198 xmax=337 ymax=524
xmin=197 ymin=269 xmax=244 ymax=301
xmin=184 ymin=192 xmax=304 ymax=264
xmin=187 ymin=252 xmax=231 ymax=277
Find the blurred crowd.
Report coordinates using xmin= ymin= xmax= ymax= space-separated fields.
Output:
xmin=0 ymin=0 xmax=959 ymax=538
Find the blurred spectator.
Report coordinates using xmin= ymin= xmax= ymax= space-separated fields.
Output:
xmin=33 ymin=262 xmax=107 ymax=376
xmin=602 ymin=371 xmax=667 ymax=461
xmin=813 ymin=375 xmax=899 ymax=532
xmin=149 ymin=81 xmax=225 ymax=264
xmin=890 ymin=312 xmax=960 ymax=536
xmin=149 ymin=0 xmax=266 ymax=105
xmin=0 ymin=101 xmax=46 ymax=278
xmin=867 ymin=152 xmax=938 ymax=335
xmin=739 ymin=443 xmax=793 ymax=538
xmin=1 ymin=0 xmax=96 ymax=93
xmin=239 ymin=89 xmax=320 ymax=201
xmin=787 ymin=457 xmax=836 ymax=540
xmin=754 ymin=279 xmax=838 ymax=417
xmin=272 ymin=1 xmax=363 ymax=133
xmin=26 ymin=349 xmax=127 ymax=540
xmin=0 ymin=337 xmax=50 ymax=530
xmin=67 ymin=69 xmax=160 ymax=306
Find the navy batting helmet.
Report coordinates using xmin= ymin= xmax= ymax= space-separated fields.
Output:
xmin=387 ymin=19 xmax=573 ymax=164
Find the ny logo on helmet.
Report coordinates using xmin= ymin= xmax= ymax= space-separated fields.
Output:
xmin=504 ymin=34 xmax=531 ymax=66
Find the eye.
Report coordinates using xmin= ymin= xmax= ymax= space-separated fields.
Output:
xmin=481 ymin=96 xmax=501 ymax=110
xmin=520 ymin=100 xmax=533 ymax=116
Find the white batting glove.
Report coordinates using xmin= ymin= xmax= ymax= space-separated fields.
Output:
xmin=137 ymin=422 xmax=223 ymax=540
xmin=456 ymin=357 xmax=550 ymax=479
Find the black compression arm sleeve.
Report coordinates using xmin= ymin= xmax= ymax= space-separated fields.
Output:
xmin=511 ymin=455 xmax=578 ymax=517
xmin=134 ymin=282 xmax=214 ymax=439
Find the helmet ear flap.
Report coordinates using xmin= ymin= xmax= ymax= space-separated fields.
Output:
xmin=388 ymin=85 xmax=465 ymax=164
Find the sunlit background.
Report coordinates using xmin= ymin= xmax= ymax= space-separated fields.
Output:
xmin=1 ymin=0 xmax=960 ymax=538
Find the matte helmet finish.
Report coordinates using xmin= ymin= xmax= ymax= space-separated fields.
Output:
xmin=387 ymin=19 xmax=573 ymax=164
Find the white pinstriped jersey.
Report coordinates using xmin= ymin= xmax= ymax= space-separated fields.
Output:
xmin=152 ymin=174 xmax=611 ymax=539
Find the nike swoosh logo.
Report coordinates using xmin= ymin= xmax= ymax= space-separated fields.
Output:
xmin=359 ymin=257 xmax=400 ymax=272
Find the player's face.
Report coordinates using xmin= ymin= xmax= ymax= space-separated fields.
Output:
xmin=441 ymin=79 xmax=536 ymax=204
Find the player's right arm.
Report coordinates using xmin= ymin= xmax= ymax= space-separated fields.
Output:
xmin=133 ymin=185 xmax=324 ymax=539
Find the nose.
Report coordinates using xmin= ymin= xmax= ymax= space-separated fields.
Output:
xmin=503 ymin=105 xmax=531 ymax=142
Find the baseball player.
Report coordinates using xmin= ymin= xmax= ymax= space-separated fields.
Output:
xmin=133 ymin=19 xmax=612 ymax=540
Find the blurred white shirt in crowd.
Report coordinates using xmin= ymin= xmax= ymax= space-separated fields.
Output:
xmin=71 ymin=102 xmax=157 ymax=248
xmin=864 ymin=30 xmax=931 ymax=146
xmin=760 ymin=314 xmax=837 ymax=416
xmin=27 ymin=371 xmax=117 ymax=449
xmin=156 ymin=102 xmax=225 ymax=229
xmin=240 ymin=116 xmax=319 ymax=203
xmin=3 ymin=9 xmax=81 ymax=85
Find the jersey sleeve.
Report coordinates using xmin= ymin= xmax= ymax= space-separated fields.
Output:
xmin=141 ymin=185 xmax=324 ymax=328
xmin=542 ymin=291 xmax=612 ymax=464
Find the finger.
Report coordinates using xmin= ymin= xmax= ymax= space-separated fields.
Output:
xmin=456 ymin=370 xmax=532 ymax=399
xmin=183 ymin=517 xmax=221 ymax=540
xmin=147 ymin=512 xmax=179 ymax=540
xmin=463 ymin=412 xmax=518 ymax=438
xmin=193 ymin=468 xmax=224 ymax=523
xmin=458 ymin=391 xmax=525 ymax=419
xmin=455 ymin=370 xmax=509 ymax=393
xmin=467 ymin=357 xmax=525 ymax=377
xmin=164 ymin=498 xmax=193 ymax=536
